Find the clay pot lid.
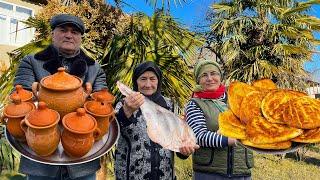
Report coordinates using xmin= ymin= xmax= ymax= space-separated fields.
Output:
xmin=26 ymin=102 xmax=59 ymax=126
xmin=10 ymin=85 xmax=33 ymax=101
xmin=4 ymin=94 xmax=35 ymax=117
xmin=91 ymin=89 xmax=115 ymax=103
xmin=84 ymin=96 xmax=113 ymax=116
xmin=41 ymin=67 xmax=82 ymax=90
xmin=64 ymin=108 xmax=95 ymax=132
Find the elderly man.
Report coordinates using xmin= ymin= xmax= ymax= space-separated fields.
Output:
xmin=14 ymin=14 xmax=107 ymax=180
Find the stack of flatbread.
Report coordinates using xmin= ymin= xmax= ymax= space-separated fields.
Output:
xmin=219 ymin=79 xmax=320 ymax=150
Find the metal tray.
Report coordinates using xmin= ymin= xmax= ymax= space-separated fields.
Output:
xmin=237 ymin=141 xmax=306 ymax=154
xmin=5 ymin=119 xmax=119 ymax=165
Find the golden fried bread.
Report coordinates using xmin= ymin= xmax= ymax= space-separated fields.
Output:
xmin=241 ymin=139 xmax=292 ymax=149
xmin=218 ymin=110 xmax=246 ymax=140
xmin=283 ymin=96 xmax=320 ymax=129
xmin=239 ymin=91 xmax=268 ymax=124
xmin=261 ymin=90 xmax=307 ymax=124
xmin=220 ymin=110 xmax=245 ymax=129
xmin=252 ymin=79 xmax=277 ymax=90
xmin=246 ymin=116 xmax=303 ymax=144
xmin=291 ymin=128 xmax=320 ymax=143
xmin=228 ymin=81 xmax=257 ymax=118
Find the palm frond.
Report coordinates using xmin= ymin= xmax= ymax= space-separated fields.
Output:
xmin=207 ymin=0 xmax=319 ymax=89
xmin=0 ymin=39 xmax=51 ymax=105
xmin=103 ymin=11 xmax=203 ymax=107
xmin=145 ymin=0 xmax=188 ymax=8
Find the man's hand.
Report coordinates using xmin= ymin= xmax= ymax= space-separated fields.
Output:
xmin=123 ymin=92 xmax=144 ymax=118
xmin=179 ymin=139 xmax=200 ymax=156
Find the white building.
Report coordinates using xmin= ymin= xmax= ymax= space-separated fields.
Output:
xmin=0 ymin=0 xmax=41 ymax=74
xmin=306 ymin=69 xmax=320 ymax=98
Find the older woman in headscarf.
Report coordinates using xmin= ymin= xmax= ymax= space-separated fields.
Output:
xmin=114 ymin=61 xmax=198 ymax=180
xmin=185 ymin=60 xmax=253 ymax=180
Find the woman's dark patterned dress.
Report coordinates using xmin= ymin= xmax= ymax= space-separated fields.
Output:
xmin=115 ymin=97 xmax=175 ymax=180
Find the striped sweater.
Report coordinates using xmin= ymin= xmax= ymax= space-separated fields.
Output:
xmin=185 ymin=93 xmax=228 ymax=148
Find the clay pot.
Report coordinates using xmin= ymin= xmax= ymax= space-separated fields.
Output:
xmin=1 ymin=94 xmax=35 ymax=141
xmin=90 ymin=89 xmax=115 ymax=104
xmin=32 ymin=67 xmax=92 ymax=117
xmin=10 ymin=85 xmax=33 ymax=102
xmin=84 ymin=96 xmax=115 ymax=141
xmin=61 ymin=108 xmax=100 ymax=157
xmin=20 ymin=102 xmax=60 ymax=156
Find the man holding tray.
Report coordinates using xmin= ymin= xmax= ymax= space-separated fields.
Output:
xmin=13 ymin=14 xmax=107 ymax=180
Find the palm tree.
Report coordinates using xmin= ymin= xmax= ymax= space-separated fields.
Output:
xmin=206 ymin=0 xmax=320 ymax=90
xmin=114 ymin=0 xmax=188 ymax=9
xmin=0 ymin=0 xmax=202 ymax=177
xmin=0 ymin=128 xmax=20 ymax=175
xmin=0 ymin=0 xmax=202 ymax=107
xmin=103 ymin=10 xmax=202 ymax=106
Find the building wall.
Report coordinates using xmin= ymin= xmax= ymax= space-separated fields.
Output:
xmin=306 ymin=86 xmax=320 ymax=99
xmin=4 ymin=0 xmax=42 ymax=12
xmin=0 ymin=0 xmax=42 ymax=74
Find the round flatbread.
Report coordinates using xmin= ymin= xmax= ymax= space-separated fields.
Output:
xmin=291 ymin=128 xmax=320 ymax=143
xmin=219 ymin=110 xmax=246 ymax=140
xmin=239 ymin=91 xmax=268 ymax=124
xmin=252 ymin=79 xmax=277 ymax=90
xmin=283 ymin=96 xmax=320 ymax=129
xmin=241 ymin=139 xmax=292 ymax=150
xmin=228 ymin=81 xmax=257 ymax=118
xmin=246 ymin=116 xmax=303 ymax=144
xmin=261 ymin=89 xmax=307 ymax=124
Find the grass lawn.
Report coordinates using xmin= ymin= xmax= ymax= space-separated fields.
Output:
xmin=2 ymin=146 xmax=319 ymax=180
xmin=175 ymin=145 xmax=320 ymax=180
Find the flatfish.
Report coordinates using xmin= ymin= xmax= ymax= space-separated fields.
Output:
xmin=117 ymin=81 xmax=197 ymax=152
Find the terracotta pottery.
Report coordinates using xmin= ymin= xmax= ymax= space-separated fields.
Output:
xmin=84 ymin=96 xmax=115 ymax=141
xmin=2 ymin=94 xmax=35 ymax=141
xmin=32 ymin=67 xmax=92 ymax=118
xmin=20 ymin=102 xmax=60 ymax=156
xmin=10 ymin=85 xmax=33 ymax=102
xmin=61 ymin=108 xmax=100 ymax=157
xmin=90 ymin=89 xmax=115 ymax=104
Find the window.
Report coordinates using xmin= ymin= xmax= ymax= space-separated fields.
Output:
xmin=0 ymin=1 xmax=13 ymax=11
xmin=0 ymin=1 xmax=34 ymax=46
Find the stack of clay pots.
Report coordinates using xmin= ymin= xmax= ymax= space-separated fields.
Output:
xmin=21 ymin=102 xmax=60 ymax=156
xmin=32 ymin=67 xmax=92 ymax=117
xmin=84 ymin=89 xmax=115 ymax=141
xmin=2 ymin=92 xmax=35 ymax=142
xmin=1 ymin=67 xmax=115 ymax=158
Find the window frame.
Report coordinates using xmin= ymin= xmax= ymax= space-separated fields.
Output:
xmin=0 ymin=0 xmax=35 ymax=46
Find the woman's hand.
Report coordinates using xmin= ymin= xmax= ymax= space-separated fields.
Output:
xmin=217 ymin=129 xmax=237 ymax=147
xmin=228 ymin=138 xmax=237 ymax=146
xmin=179 ymin=139 xmax=200 ymax=156
xmin=123 ymin=92 xmax=145 ymax=118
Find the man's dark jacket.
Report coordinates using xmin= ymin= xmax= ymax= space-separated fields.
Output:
xmin=14 ymin=45 xmax=107 ymax=178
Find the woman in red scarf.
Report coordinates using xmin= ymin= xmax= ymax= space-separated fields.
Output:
xmin=185 ymin=60 xmax=253 ymax=180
